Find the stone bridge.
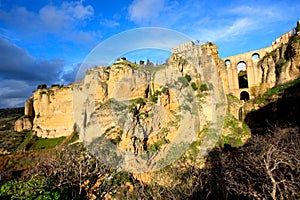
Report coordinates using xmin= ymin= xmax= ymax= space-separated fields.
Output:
xmin=220 ymin=27 xmax=296 ymax=100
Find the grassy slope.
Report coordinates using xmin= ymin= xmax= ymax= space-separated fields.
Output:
xmin=0 ymin=109 xmax=80 ymax=185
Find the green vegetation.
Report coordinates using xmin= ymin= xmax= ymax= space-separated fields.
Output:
xmin=188 ymin=141 xmax=201 ymax=158
xmin=0 ymin=175 xmax=74 ymax=200
xmin=65 ymin=131 xmax=79 ymax=144
xmin=1 ymin=36 xmax=300 ymax=199
xmin=191 ymin=82 xmax=198 ymax=90
xmin=51 ymin=84 xmax=64 ymax=88
xmin=0 ymin=131 xmax=26 ymax=153
xmin=0 ymin=128 xmax=67 ymax=153
xmin=199 ymin=83 xmax=208 ymax=92
xmin=289 ymin=34 xmax=300 ymax=44
xmin=227 ymin=93 xmax=242 ymax=103
xmin=113 ymin=61 xmax=138 ymax=68
xmin=177 ymin=77 xmax=189 ymax=87
xmin=161 ymin=87 xmax=169 ymax=94
xmin=39 ymin=91 xmax=47 ymax=95
xmin=96 ymin=98 xmax=116 ymax=110
xmin=0 ymin=117 xmax=16 ymax=131
xmin=151 ymin=90 xmax=161 ymax=103
xmin=129 ymin=97 xmax=146 ymax=113
xmin=110 ymin=136 xmax=121 ymax=145
xmin=26 ymin=135 xmax=66 ymax=150
xmin=184 ymin=74 xmax=191 ymax=82
xmin=130 ymin=97 xmax=146 ymax=105
xmin=181 ymin=104 xmax=191 ymax=112
xmin=146 ymin=138 xmax=170 ymax=153
xmin=275 ymin=58 xmax=288 ymax=78
xmin=220 ymin=114 xmax=250 ymax=148
xmin=103 ymin=126 xmax=123 ymax=146
xmin=37 ymin=84 xmax=47 ymax=90
xmin=265 ymin=77 xmax=300 ymax=96
xmin=255 ymin=78 xmax=300 ymax=105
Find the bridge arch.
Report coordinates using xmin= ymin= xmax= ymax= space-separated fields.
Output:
xmin=225 ymin=59 xmax=231 ymax=67
xmin=240 ymin=91 xmax=250 ymax=101
xmin=237 ymin=61 xmax=248 ymax=88
xmin=252 ymin=53 xmax=260 ymax=60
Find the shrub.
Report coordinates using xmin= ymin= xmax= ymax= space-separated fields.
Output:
xmin=184 ymin=74 xmax=192 ymax=82
xmin=151 ymin=90 xmax=161 ymax=103
xmin=37 ymin=84 xmax=47 ymax=90
xmin=161 ymin=87 xmax=169 ymax=95
xmin=199 ymin=84 xmax=208 ymax=92
xmin=0 ymin=176 xmax=71 ymax=200
xmin=177 ymin=77 xmax=189 ymax=88
xmin=190 ymin=82 xmax=198 ymax=90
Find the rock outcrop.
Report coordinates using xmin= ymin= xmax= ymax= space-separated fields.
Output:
xmin=14 ymin=99 xmax=34 ymax=132
xmin=72 ymin=45 xmax=227 ymax=172
xmin=32 ymin=86 xmax=74 ymax=138
xmin=14 ymin=117 xmax=33 ymax=132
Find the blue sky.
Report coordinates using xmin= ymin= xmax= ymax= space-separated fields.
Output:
xmin=0 ymin=0 xmax=299 ymax=108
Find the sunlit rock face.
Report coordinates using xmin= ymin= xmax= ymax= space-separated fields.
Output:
xmin=70 ymin=42 xmax=227 ymax=173
xmin=32 ymin=86 xmax=74 ymax=138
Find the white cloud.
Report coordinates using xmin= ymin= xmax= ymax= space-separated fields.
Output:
xmin=194 ymin=17 xmax=260 ymax=44
xmin=229 ymin=5 xmax=280 ymax=19
xmin=192 ymin=3 xmax=293 ymax=44
xmin=38 ymin=1 xmax=94 ymax=32
xmin=128 ymin=0 xmax=167 ymax=25
xmin=62 ymin=1 xmax=94 ymax=20
xmin=127 ymin=0 xmax=300 ymax=46
xmin=221 ymin=18 xmax=256 ymax=38
xmin=0 ymin=27 xmax=19 ymax=42
xmin=66 ymin=30 xmax=102 ymax=44
xmin=100 ymin=19 xmax=120 ymax=28
xmin=0 ymin=1 xmax=97 ymax=42
xmin=39 ymin=5 xmax=73 ymax=32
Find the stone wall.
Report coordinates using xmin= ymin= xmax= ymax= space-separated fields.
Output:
xmin=171 ymin=41 xmax=195 ymax=53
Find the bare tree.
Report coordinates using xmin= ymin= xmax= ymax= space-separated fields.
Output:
xmin=223 ymin=126 xmax=300 ymax=199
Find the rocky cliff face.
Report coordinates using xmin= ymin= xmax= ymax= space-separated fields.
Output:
xmin=31 ymin=86 xmax=74 ymax=138
xmin=72 ymin=44 xmax=227 ymax=172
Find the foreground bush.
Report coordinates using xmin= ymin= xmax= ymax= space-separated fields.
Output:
xmin=1 ymin=126 xmax=299 ymax=199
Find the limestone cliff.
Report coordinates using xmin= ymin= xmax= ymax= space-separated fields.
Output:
xmin=71 ymin=44 xmax=227 ymax=172
xmin=32 ymin=85 xmax=74 ymax=138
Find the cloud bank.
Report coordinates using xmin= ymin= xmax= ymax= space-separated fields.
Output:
xmin=0 ymin=39 xmax=65 ymax=108
xmin=0 ymin=0 xmax=99 ymax=44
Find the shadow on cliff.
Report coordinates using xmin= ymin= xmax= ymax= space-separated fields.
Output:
xmin=245 ymin=81 xmax=300 ymax=135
